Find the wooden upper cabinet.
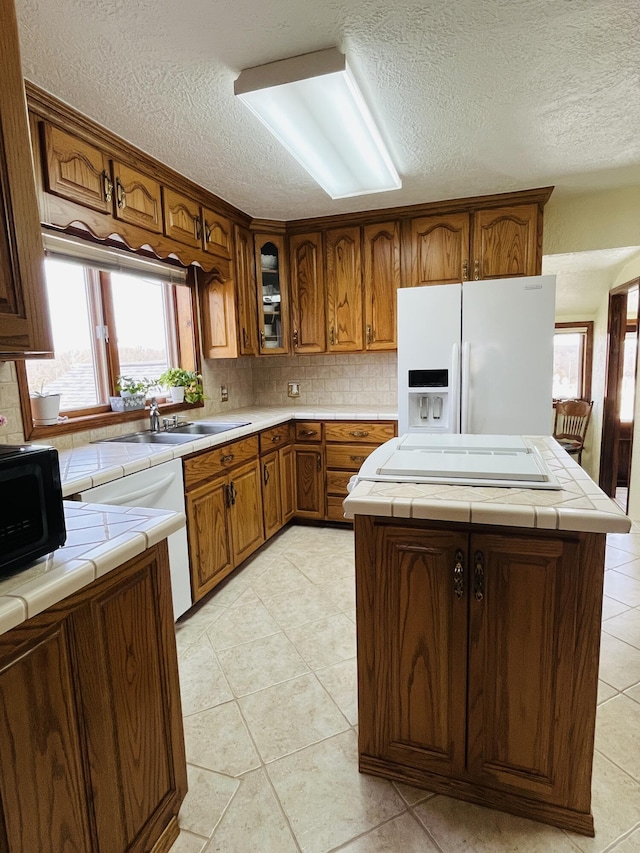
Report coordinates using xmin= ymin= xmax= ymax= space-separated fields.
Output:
xmin=471 ymin=204 xmax=539 ymax=279
xmin=254 ymin=234 xmax=290 ymax=355
xmin=111 ymin=160 xmax=162 ymax=233
xmin=0 ymin=0 xmax=52 ymax=358
xmin=290 ymin=231 xmax=325 ymax=353
xmin=234 ymin=224 xmax=258 ymax=355
xmin=202 ymin=208 xmax=231 ymax=258
xmin=363 ymin=221 xmax=401 ymax=350
xmin=162 ymin=187 xmax=201 ymax=248
xmin=42 ymin=123 xmax=112 ymax=213
xmin=326 ymin=226 xmax=362 ymax=352
xmin=409 ymin=212 xmax=470 ymax=286
xmin=199 ymin=271 xmax=238 ymax=359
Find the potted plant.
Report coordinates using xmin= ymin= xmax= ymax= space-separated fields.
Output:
xmin=110 ymin=376 xmax=156 ymax=412
xmin=158 ymin=368 xmax=204 ymax=404
xmin=30 ymin=384 xmax=62 ymax=426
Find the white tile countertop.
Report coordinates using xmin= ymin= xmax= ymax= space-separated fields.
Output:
xmin=0 ymin=502 xmax=185 ymax=636
xmin=55 ymin=405 xmax=398 ymax=496
xmin=343 ymin=435 xmax=631 ymax=534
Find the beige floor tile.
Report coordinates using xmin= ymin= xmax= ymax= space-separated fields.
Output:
xmin=393 ymin=781 xmax=437 ymax=806
xmin=178 ymin=764 xmax=239 ymax=838
xmin=599 ymin=633 xmax=640 ymax=691
xmin=239 ymin=673 xmax=349 ymax=762
xmin=286 ymin=612 xmax=357 ymax=670
xmin=609 ymin=828 xmax=640 ymax=851
xmin=338 ymin=812 xmax=439 ymax=851
xmin=205 ymin=768 xmax=298 ymax=853
xmin=250 ymin=559 xmax=315 ymax=598
xmin=168 ymin=829 xmax=209 ymax=852
xmin=267 ymin=730 xmax=405 ymax=853
xmin=598 ymin=680 xmax=618 ymax=704
xmin=602 ymin=596 xmax=632 ymax=621
xmin=567 ymin=751 xmax=640 ymax=852
xmin=216 ymin=631 xmax=309 ymax=696
xmin=413 ymin=795 xmax=580 ymax=852
xmin=178 ymin=635 xmax=233 ymax=716
xmin=318 ymin=574 xmax=356 ymax=611
xmin=315 ymin=657 xmax=359 ymax=725
xmin=262 ymin=583 xmax=341 ymax=630
xmin=595 ymin=695 xmax=640 ymax=782
xmin=614 ymin=558 xmax=640 ymax=581
xmin=603 ymin=608 xmax=640 ymax=650
xmin=206 ymin=569 xmax=254 ymax=607
xmin=183 ymin=701 xmax=260 ymax=776
xmin=607 ymin=533 xmax=640 ymax=557
xmin=605 ymin=545 xmax=638 ymax=569
xmin=604 ymin=571 xmax=640 ymax=607
xmin=290 ymin=549 xmax=356 ymax=585
xmin=175 ymin=603 xmax=225 ymax=656
xmin=624 ymin=683 xmax=640 ymax=703
xmin=206 ymin=598 xmax=280 ymax=651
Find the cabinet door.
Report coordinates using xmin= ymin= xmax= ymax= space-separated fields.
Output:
xmin=356 ymin=520 xmax=468 ymax=779
xmin=229 ymin=459 xmax=265 ymax=563
xmin=255 ymin=234 xmax=290 ymax=354
xmin=0 ymin=623 xmax=94 ymax=852
xmin=363 ymin=221 xmax=401 ymax=350
xmin=0 ymin=3 xmax=52 ymax=357
xmin=202 ymin=208 xmax=231 ymax=258
xmin=294 ymin=446 xmax=325 ymax=519
xmin=112 ymin=160 xmax=162 ymax=233
xmin=234 ymin=225 xmax=259 ymax=355
xmin=326 ymin=226 xmax=362 ymax=352
xmin=466 ymin=532 xmax=593 ymax=809
xmin=185 ymin=476 xmax=232 ymax=602
xmin=290 ymin=231 xmax=325 ymax=353
xmin=199 ymin=272 xmax=239 ymax=359
xmin=409 ymin=212 xmax=470 ymax=286
xmin=261 ymin=450 xmax=282 ymax=540
xmin=43 ymin=122 xmax=112 ymax=213
xmin=471 ymin=204 xmax=539 ymax=279
xmin=162 ymin=188 xmax=201 ymax=248
xmin=280 ymin=444 xmax=295 ymax=524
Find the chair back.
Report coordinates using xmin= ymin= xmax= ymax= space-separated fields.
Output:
xmin=553 ymin=400 xmax=593 ymax=456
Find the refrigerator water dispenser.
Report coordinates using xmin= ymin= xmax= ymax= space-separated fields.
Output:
xmin=407 ymin=369 xmax=450 ymax=432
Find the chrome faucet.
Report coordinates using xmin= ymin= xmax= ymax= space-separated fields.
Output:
xmin=149 ymin=397 xmax=160 ymax=432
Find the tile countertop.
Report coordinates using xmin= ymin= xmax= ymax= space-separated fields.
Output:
xmin=55 ymin=405 xmax=399 ymax=497
xmin=0 ymin=502 xmax=185 ymax=636
xmin=343 ymin=436 xmax=631 ymax=534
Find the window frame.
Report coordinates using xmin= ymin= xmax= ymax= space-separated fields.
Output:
xmin=17 ymin=259 xmax=203 ymax=441
xmin=553 ymin=320 xmax=594 ymax=403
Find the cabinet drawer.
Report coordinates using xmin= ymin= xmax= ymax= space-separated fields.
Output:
xmin=327 ymin=496 xmax=350 ymax=523
xmin=326 ymin=469 xmax=353 ymax=496
xmin=326 ymin=444 xmax=376 ymax=471
xmin=325 ymin=421 xmax=395 ymax=444
xmin=295 ymin=421 xmax=322 ymax=442
xmin=183 ymin=435 xmax=259 ymax=489
xmin=259 ymin=422 xmax=292 ymax=454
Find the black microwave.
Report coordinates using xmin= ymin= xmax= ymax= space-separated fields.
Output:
xmin=0 ymin=444 xmax=67 ymax=577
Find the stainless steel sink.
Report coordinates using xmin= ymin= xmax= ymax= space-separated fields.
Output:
xmin=97 ymin=421 xmax=251 ymax=445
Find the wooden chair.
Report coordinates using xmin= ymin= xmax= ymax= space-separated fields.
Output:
xmin=553 ymin=399 xmax=593 ymax=465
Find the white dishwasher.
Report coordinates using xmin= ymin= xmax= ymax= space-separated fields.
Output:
xmin=75 ymin=459 xmax=192 ymax=620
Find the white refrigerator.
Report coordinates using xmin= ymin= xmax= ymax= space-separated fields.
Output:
xmin=397 ymin=276 xmax=556 ymax=435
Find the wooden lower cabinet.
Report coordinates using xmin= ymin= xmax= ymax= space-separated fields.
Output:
xmin=355 ymin=516 xmax=605 ymax=836
xmin=260 ymin=424 xmax=295 ymax=540
xmin=0 ymin=543 xmax=186 ymax=852
xmin=294 ymin=445 xmax=325 ymax=519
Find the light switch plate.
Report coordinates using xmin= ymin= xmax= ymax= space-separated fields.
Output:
xmin=288 ymin=382 xmax=300 ymax=398
xmin=220 ymin=385 xmax=228 ymax=402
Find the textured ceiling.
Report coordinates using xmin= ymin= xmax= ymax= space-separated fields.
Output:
xmin=14 ymin=0 xmax=640 ymax=222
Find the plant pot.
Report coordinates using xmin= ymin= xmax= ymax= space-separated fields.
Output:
xmin=109 ymin=394 xmax=146 ymax=412
xmin=30 ymin=394 xmax=61 ymax=426
xmin=169 ymin=387 xmax=185 ymax=404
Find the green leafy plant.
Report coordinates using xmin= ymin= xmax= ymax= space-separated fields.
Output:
xmin=158 ymin=368 xmax=204 ymax=403
xmin=116 ymin=375 xmax=156 ymax=396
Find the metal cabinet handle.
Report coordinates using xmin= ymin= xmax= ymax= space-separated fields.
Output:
xmin=453 ymin=549 xmax=464 ymax=598
xmin=317 ymin=453 xmax=322 ymax=470
xmin=349 ymin=430 xmax=369 ymax=438
xmin=220 ymin=453 xmax=234 ymax=464
xmin=102 ymin=171 xmax=114 ymax=203
xmin=228 ymin=481 xmax=236 ymax=505
xmin=366 ymin=324 xmax=372 ymax=345
xmin=293 ymin=329 xmax=299 ymax=348
xmin=462 ymin=260 xmax=468 ymax=281
xmin=260 ymin=330 xmax=266 ymax=349
xmin=272 ymin=434 xmax=282 ymax=443
xmin=115 ymin=177 xmax=126 ymax=209
xmin=263 ymin=464 xmax=269 ymax=485
xmin=350 ymin=455 xmax=366 ymax=463
xmin=329 ymin=326 xmax=335 ymax=345
xmin=473 ymin=259 xmax=480 ymax=280
xmin=204 ymin=221 xmax=212 ymax=243
xmin=194 ymin=216 xmax=203 ymax=241
xmin=474 ymin=551 xmax=485 ymax=601
xmin=300 ymin=429 xmax=317 ymax=437
xmin=242 ymin=328 xmax=249 ymax=348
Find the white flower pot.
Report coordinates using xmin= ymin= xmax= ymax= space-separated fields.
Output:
xmin=30 ymin=394 xmax=61 ymax=426
xmin=169 ymin=386 xmax=185 ymax=404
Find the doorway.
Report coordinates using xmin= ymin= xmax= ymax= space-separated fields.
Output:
xmin=599 ymin=280 xmax=639 ymax=512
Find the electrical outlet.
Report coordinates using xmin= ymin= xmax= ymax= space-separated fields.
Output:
xmin=288 ymin=381 xmax=300 ymax=398
xmin=220 ymin=385 xmax=228 ymax=402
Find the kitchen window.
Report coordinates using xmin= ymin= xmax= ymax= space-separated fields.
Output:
xmin=553 ymin=321 xmax=593 ymax=402
xmin=17 ymin=236 xmax=200 ymax=438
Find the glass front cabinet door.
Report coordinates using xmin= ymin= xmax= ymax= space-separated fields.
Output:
xmin=254 ymin=234 xmax=290 ymax=355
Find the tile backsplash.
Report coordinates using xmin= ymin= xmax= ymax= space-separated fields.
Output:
xmin=0 ymin=352 xmax=398 ymax=449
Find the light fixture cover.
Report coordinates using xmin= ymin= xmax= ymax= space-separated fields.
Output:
xmin=234 ymin=48 xmax=401 ymax=199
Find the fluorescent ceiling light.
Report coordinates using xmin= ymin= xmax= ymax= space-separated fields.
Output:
xmin=234 ymin=48 xmax=401 ymax=199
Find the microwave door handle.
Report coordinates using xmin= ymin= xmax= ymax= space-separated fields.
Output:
xmin=93 ymin=471 xmax=177 ymax=506
xmin=461 ymin=341 xmax=470 ymax=434
xmin=451 ymin=342 xmax=460 ymax=433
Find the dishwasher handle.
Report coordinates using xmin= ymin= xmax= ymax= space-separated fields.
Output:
xmin=92 ymin=470 xmax=177 ymax=506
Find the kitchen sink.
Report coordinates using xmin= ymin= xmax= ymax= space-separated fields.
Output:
xmin=97 ymin=421 xmax=251 ymax=445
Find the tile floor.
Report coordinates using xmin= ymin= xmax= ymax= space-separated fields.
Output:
xmin=170 ymin=523 xmax=640 ymax=853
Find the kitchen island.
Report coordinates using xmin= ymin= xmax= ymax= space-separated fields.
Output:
xmin=343 ymin=436 xmax=630 ymax=837
xmin=0 ymin=502 xmax=187 ymax=853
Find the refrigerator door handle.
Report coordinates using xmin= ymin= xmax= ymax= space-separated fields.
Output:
xmin=451 ymin=342 xmax=460 ymax=433
xmin=461 ymin=341 xmax=470 ymax=433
